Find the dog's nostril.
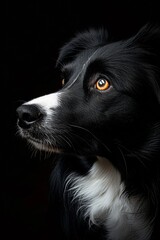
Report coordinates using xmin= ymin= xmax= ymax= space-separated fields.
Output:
xmin=16 ymin=104 xmax=43 ymax=129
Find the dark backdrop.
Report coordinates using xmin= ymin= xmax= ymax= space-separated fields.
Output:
xmin=4 ymin=0 xmax=160 ymax=239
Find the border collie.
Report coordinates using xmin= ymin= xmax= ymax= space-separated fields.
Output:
xmin=16 ymin=24 xmax=160 ymax=240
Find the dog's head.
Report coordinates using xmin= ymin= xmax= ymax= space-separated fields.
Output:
xmin=16 ymin=24 xmax=160 ymax=160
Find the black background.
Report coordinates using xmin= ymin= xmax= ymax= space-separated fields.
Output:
xmin=4 ymin=0 xmax=160 ymax=239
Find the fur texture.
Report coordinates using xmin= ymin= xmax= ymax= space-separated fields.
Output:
xmin=17 ymin=24 xmax=160 ymax=239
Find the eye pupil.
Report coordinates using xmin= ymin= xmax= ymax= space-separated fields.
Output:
xmin=98 ymin=79 xmax=106 ymax=86
xmin=95 ymin=78 xmax=110 ymax=91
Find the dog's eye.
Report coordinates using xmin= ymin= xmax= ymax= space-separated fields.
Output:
xmin=62 ymin=79 xmax=65 ymax=86
xmin=95 ymin=78 xmax=110 ymax=91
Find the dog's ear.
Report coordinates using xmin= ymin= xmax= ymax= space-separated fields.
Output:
xmin=131 ymin=23 xmax=160 ymax=53
xmin=56 ymin=28 xmax=108 ymax=66
xmin=131 ymin=23 xmax=160 ymax=104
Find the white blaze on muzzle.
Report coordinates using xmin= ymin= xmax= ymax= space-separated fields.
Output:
xmin=24 ymin=92 xmax=61 ymax=116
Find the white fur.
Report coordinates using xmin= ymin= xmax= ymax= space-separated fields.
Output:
xmin=66 ymin=157 xmax=152 ymax=240
xmin=24 ymin=92 xmax=61 ymax=116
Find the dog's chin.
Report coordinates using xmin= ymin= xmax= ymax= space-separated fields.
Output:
xmin=29 ymin=139 xmax=62 ymax=153
xmin=18 ymin=128 xmax=63 ymax=153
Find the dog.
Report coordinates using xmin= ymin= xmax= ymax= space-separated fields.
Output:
xmin=16 ymin=24 xmax=160 ymax=240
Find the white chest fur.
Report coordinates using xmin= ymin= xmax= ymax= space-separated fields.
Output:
xmin=65 ymin=157 xmax=152 ymax=240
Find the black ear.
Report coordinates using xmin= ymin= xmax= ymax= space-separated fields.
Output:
xmin=132 ymin=23 xmax=160 ymax=104
xmin=56 ymin=28 xmax=108 ymax=67
xmin=131 ymin=23 xmax=160 ymax=55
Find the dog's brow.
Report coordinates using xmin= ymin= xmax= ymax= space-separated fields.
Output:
xmin=65 ymin=49 xmax=98 ymax=89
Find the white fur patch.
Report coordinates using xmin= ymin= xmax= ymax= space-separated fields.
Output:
xmin=66 ymin=157 xmax=152 ymax=240
xmin=24 ymin=92 xmax=61 ymax=116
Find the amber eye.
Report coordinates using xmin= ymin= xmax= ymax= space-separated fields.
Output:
xmin=62 ymin=79 xmax=65 ymax=86
xmin=95 ymin=78 xmax=110 ymax=91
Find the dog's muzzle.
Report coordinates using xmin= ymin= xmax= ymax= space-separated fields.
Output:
xmin=16 ymin=104 xmax=44 ymax=129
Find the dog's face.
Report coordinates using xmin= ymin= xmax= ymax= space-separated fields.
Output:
xmin=17 ymin=25 xmax=160 ymax=159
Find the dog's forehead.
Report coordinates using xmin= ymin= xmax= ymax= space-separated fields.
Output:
xmin=64 ymin=41 xmax=122 ymax=73
xmin=63 ymin=49 xmax=99 ymax=88
xmin=66 ymin=48 xmax=99 ymax=70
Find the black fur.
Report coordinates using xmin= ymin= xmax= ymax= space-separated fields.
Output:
xmin=17 ymin=24 xmax=160 ymax=239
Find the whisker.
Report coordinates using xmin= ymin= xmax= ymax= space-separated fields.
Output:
xmin=117 ymin=145 xmax=128 ymax=177
xmin=69 ymin=124 xmax=111 ymax=153
xmin=117 ymin=143 xmax=148 ymax=169
xmin=70 ymin=132 xmax=93 ymax=148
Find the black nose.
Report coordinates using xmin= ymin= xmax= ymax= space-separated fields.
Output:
xmin=16 ymin=104 xmax=43 ymax=129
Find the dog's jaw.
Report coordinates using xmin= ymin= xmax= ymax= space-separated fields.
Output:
xmin=29 ymin=139 xmax=62 ymax=153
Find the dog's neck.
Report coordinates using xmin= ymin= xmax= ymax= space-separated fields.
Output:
xmin=66 ymin=157 xmax=153 ymax=240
